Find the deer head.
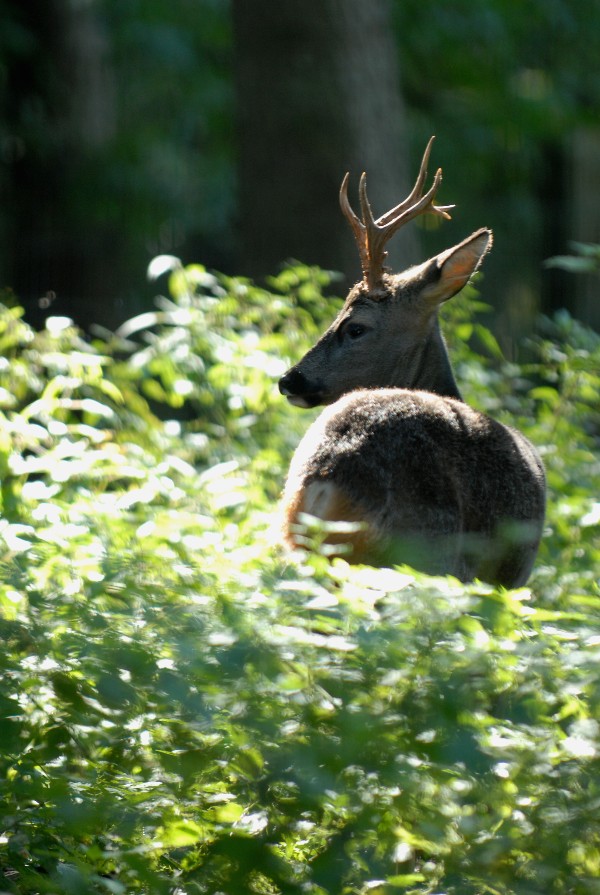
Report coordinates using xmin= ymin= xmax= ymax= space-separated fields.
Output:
xmin=279 ymin=138 xmax=492 ymax=408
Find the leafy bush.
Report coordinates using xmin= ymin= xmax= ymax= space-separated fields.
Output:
xmin=0 ymin=262 xmax=599 ymax=894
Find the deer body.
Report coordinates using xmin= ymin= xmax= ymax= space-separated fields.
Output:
xmin=279 ymin=139 xmax=546 ymax=587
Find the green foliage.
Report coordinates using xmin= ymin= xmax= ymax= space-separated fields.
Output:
xmin=0 ymin=266 xmax=599 ymax=893
xmin=395 ymin=0 xmax=600 ymax=333
xmin=545 ymin=242 xmax=600 ymax=276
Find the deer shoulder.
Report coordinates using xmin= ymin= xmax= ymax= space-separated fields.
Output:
xmin=279 ymin=138 xmax=545 ymax=587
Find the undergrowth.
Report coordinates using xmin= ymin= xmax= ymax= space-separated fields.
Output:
xmin=0 ymin=258 xmax=599 ymax=894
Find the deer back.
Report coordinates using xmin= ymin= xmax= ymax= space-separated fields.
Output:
xmin=281 ymin=388 xmax=545 ymax=585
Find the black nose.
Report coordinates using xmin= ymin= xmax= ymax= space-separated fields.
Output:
xmin=279 ymin=368 xmax=310 ymax=397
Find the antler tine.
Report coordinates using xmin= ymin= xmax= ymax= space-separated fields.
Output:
xmin=358 ymin=171 xmax=377 ymax=232
xmin=339 ymin=171 xmax=370 ymax=280
xmin=379 ymin=165 xmax=454 ymax=237
xmin=376 ymin=134 xmax=436 ymax=228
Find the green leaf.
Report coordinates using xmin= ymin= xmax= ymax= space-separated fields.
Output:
xmin=155 ymin=819 xmax=205 ymax=848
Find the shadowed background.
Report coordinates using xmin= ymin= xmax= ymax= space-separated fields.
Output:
xmin=1 ymin=0 xmax=599 ymax=340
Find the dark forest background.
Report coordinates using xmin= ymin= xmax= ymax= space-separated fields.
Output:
xmin=1 ymin=0 xmax=599 ymax=342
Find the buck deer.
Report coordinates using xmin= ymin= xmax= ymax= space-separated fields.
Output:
xmin=278 ymin=137 xmax=545 ymax=587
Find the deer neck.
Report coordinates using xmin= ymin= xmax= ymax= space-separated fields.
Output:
xmin=397 ymin=322 xmax=462 ymax=400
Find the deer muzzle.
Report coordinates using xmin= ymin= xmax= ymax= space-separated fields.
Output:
xmin=278 ymin=368 xmax=324 ymax=408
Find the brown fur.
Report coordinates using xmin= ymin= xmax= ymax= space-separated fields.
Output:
xmin=281 ymin=388 xmax=545 ymax=584
xmin=283 ymin=477 xmax=374 ymax=559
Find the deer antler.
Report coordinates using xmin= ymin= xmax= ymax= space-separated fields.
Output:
xmin=340 ymin=136 xmax=455 ymax=290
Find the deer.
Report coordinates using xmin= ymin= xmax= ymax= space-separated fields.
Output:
xmin=278 ymin=137 xmax=546 ymax=587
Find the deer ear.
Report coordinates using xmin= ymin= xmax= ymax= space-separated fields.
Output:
xmin=421 ymin=228 xmax=493 ymax=305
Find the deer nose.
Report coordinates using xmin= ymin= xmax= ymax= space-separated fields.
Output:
xmin=279 ymin=368 xmax=310 ymax=397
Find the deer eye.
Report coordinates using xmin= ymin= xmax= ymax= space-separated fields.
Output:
xmin=345 ymin=323 xmax=368 ymax=341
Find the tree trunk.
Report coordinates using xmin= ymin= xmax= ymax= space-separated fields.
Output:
xmin=232 ymin=0 xmax=417 ymax=287
xmin=569 ymin=128 xmax=600 ymax=328
xmin=2 ymin=0 xmax=124 ymax=331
